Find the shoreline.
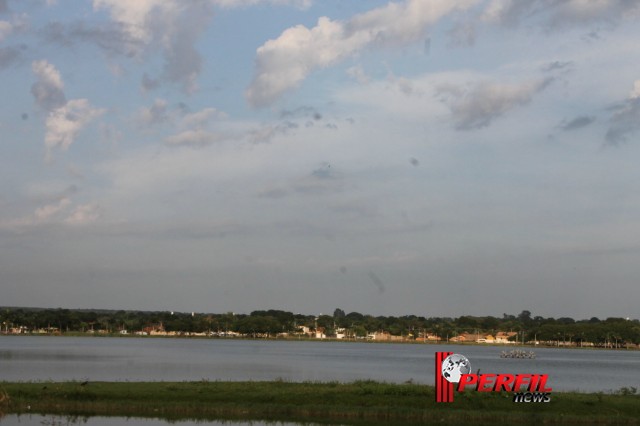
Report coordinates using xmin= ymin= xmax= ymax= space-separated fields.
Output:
xmin=1 ymin=381 xmax=638 ymax=425
xmin=1 ymin=332 xmax=637 ymax=351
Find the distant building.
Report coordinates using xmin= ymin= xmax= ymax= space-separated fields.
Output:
xmin=143 ymin=323 xmax=166 ymax=336
xmin=495 ymin=332 xmax=518 ymax=344
xmin=368 ymin=331 xmax=405 ymax=341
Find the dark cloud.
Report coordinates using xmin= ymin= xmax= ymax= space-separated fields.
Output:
xmin=561 ymin=115 xmax=595 ymax=131
xmin=280 ymin=106 xmax=322 ymax=121
xmin=0 ymin=0 xmax=7 ymax=14
xmin=0 ymin=46 xmax=22 ymax=70
xmin=542 ymin=61 xmax=573 ymax=73
xmin=258 ymin=164 xmax=340 ymax=200
xmin=40 ymin=22 xmax=72 ymax=47
xmin=59 ymin=184 xmax=79 ymax=200
xmin=605 ymin=98 xmax=640 ymax=145
xmin=41 ymin=21 xmax=142 ymax=57
xmin=447 ymin=21 xmax=476 ymax=47
xmin=367 ymin=271 xmax=385 ymax=294
xmin=486 ymin=0 xmax=640 ymax=29
xmin=159 ymin=4 xmax=212 ymax=94
xmin=277 ymin=106 xmax=328 ymax=131
xmin=258 ymin=188 xmax=288 ymax=199
xmin=177 ymin=102 xmax=191 ymax=115
xmin=585 ymin=30 xmax=600 ymax=41
xmin=141 ymin=73 xmax=160 ymax=92
xmin=311 ymin=163 xmax=332 ymax=179
xmin=42 ymin=1 xmax=214 ymax=94
xmin=439 ymin=78 xmax=553 ymax=130
xmin=249 ymin=121 xmax=298 ymax=144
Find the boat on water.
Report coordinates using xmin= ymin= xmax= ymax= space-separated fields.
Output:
xmin=500 ymin=349 xmax=536 ymax=359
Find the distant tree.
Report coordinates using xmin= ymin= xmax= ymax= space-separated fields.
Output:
xmin=352 ymin=325 xmax=367 ymax=337
xmin=316 ymin=314 xmax=334 ymax=331
xmin=481 ymin=316 xmax=500 ymax=330
xmin=518 ymin=310 xmax=532 ymax=324
xmin=457 ymin=316 xmax=479 ymax=328
xmin=345 ymin=311 xmax=364 ymax=322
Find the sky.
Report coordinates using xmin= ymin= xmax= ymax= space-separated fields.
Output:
xmin=1 ymin=0 xmax=640 ymax=320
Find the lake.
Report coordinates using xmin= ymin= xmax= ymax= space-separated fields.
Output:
xmin=0 ymin=336 xmax=638 ymax=392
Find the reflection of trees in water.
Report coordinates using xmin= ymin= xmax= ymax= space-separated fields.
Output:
xmin=0 ymin=388 xmax=88 ymax=426
xmin=0 ymin=388 xmax=8 ymax=420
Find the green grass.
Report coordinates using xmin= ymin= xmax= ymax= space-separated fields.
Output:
xmin=1 ymin=380 xmax=638 ymax=425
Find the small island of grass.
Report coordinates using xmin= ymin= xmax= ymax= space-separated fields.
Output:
xmin=1 ymin=381 xmax=639 ymax=425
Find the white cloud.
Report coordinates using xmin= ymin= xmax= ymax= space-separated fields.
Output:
xmin=1 ymin=198 xmax=101 ymax=230
xmin=30 ymin=60 xmax=105 ymax=159
xmin=245 ymin=0 xmax=478 ymax=106
xmin=245 ymin=0 xmax=640 ymax=107
xmin=346 ymin=65 xmax=370 ymax=84
xmin=0 ymin=20 xmax=11 ymax=42
xmin=213 ymin=0 xmax=312 ymax=8
xmin=93 ymin=0 xmax=160 ymax=44
xmin=165 ymin=129 xmax=224 ymax=147
xmin=34 ymin=197 xmax=71 ymax=221
xmin=45 ymin=99 xmax=105 ymax=157
xmin=65 ymin=203 xmax=101 ymax=225
xmin=0 ymin=13 xmax=28 ymax=42
xmin=181 ymin=107 xmax=227 ymax=129
xmin=630 ymin=80 xmax=640 ymax=99
xmin=162 ymin=106 xmax=229 ymax=147
xmin=31 ymin=60 xmax=66 ymax=111
xmin=137 ymin=98 xmax=169 ymax=126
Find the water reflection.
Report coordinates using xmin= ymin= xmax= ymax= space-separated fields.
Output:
xmin=0 ymin=414 xmax=324 ymax=426
xmin=0 ymin=336 xmax=638 ymax=392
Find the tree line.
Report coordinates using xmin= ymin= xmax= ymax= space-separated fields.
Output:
xmin=1 ymin=307 xmax=638 ymax=346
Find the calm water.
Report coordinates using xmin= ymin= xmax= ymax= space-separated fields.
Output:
xmin=0 ymin=336 xmax=638 ymax=392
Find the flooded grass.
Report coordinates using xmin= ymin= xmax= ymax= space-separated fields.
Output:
xmin=1 ymin=380 xmax=638 ymax=425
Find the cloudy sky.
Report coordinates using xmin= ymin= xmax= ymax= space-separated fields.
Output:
xmin=2 ymin=0 xmax=640 ymax=319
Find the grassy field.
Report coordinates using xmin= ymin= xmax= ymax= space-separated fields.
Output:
xmin=1 ymin=380 xmax=639 ymax=425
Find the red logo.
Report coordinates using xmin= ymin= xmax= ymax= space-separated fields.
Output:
xmin=435 ymin=351 xmax=455 ymax=402
xmin=435 ymin=352 xmax=552 ymax=403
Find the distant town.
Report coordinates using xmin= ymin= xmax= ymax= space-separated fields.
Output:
xmin=1 ymin=307 xmax=638 ymax=349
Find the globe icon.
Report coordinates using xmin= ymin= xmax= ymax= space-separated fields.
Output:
xmin=441 ymin=353 xmax=471 ymax=383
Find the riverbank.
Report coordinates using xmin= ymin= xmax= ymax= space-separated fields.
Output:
xmin=2 ymin=332 xmax=637 ymax=351
xmin=1 ymin=381 xmax=639 ymax=425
